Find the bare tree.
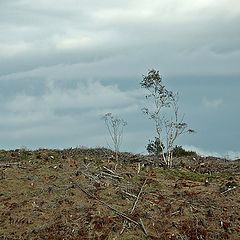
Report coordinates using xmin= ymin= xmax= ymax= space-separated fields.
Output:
xmin=141 ymin=69 xmax=194 ymax=168
xmin=102 ymin=113 xmax=127 ymax=161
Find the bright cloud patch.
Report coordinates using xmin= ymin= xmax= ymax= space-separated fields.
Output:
xmin=183 ymin=145 xmax=240 ymax=160
xmin=0 ymin=78 xmax=143 ymax=149
xmin=56 ymin=36 xmax=93 ymax=50
xmin=203 ymin=97 xmax=223 ymax=108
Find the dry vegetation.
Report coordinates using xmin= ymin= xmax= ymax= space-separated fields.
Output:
xmin=0 ymin=148 xmax=239 ymax=239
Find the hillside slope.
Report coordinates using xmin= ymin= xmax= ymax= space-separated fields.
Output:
xmin=0 ymin=148 xmax=239 ymax=239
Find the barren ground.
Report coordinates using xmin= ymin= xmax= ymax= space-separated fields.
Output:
xmin=0 ymin=148 xmax=239 ymax=239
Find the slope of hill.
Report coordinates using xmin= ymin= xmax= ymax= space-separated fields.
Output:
xmin=0 ymin=148 xmax=239 ymax=239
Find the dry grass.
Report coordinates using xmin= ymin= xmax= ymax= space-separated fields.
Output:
xmin=0 ymin=148 xmax=239 ymax=239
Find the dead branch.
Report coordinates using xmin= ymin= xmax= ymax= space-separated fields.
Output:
xmin=119 ymin=179 xmax=147 ymax=236
xmin=82 ymin=162 xmax=92 ymax=170
xmin=120 ymin=220 xmax=128 ymax=235
xmin=103 ymin=166 xmax=116 ymax=175
xmin=80 ymin=171 xmax=101 ymax=184
xmin=140 ymin=218 xmax=148 ymax=236
xmin=171 ymin=210 xmax=180 ymax=216
xmin=220 ymin=186 xmax=237 ymax=195
xmin=74 ymin=182 xmax=141 ymax=227
xmin=122 ymin=190 xmax=162 ymax=211
xmin=137 ymin=162 xmax=141 ymax=174
xmin=101 ymin=171 xmax=123 ymax=179
xmin=131 ymin=178 xmax=147 ymax=214
xmin=122 ymin=191 xmax=137 ymax=199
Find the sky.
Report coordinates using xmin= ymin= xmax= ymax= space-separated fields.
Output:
xmin=0 ymin=0 xmax=240 ymax=159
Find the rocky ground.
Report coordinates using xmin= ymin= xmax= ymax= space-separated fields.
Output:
xmin=0 ymin=148 xmax=239 ymax=239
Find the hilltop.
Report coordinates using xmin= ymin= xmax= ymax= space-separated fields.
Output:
xmin=0 ymin=148 xmax=239 ymax=239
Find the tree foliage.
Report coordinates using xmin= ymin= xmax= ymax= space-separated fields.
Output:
xmin=172 ymin=145 xmax=197 ymax=157
xmin=141 ymin=69 xmax=194 ymax=167
xmin=146 ymin=137 xmax=164 ymax=156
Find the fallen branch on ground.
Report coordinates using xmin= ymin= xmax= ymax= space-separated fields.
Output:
xmin=79 ymin=171 xmax=101 ymax=184
xmin=131 ymin=178 xmax=147 ymax=214
xmin=102 ymin=166 xmax=116 ymax=175
xmin=220 ymin=186 xmax=237 ymax=195
xmin=74 ymin=182 xmax=141 ymax=227
xmin=101 ymin=171 xmax=123 ymax=179
xmin=140 ymin=218 xmax=148 ymax=236
xmin=120 ymin=179 xmax=148 ymax=236
xmin=121 ymin=191 xmax=137 ymax=199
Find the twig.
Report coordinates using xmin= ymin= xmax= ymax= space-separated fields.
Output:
xmin=74 ymin=182 xmax=140 ymax=226
xmin=137 ymin=162 xmax=141 ymax=174
xmin=103 ymin=166 xmax=116 ymax=175
xmin=122 ymin=191 xmax=137 ymax=199
xmin=80 ymin=171 xmax=101 ymax=184
xmin=220 ymin=186 xmax=237 ymax=195
xmin=140 ymin=218 xmax=148 ymax=236
xmin=83 ymin=162 xmax=91 ymax=170
xmin=171 ymin=210 xmax=180 ymax=216
xmin=120 ymin=220 xmax=127 ymax=235
xmin=131 ymin=178 xmax=147 ymax=214
xmin=101 ymin=171 xmax=123 ymax=179
xmin=189 ymin=205 xmax=201 ymax=213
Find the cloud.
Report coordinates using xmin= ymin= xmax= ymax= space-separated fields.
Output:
xmin=56 ymin=36 xmax=94 ymax=50
xmin=1 ymin=0 xmax=240 ymax=76
xmin=0 ymin=78 xmax=143 ymax=149
xmin=0 ymin=42 xmax=32 ymax=58
xmin=183 ymin=145 xmax=240 ymax=160
xmin=4 ymin=79 xmax=142 ymax=115
xmin=203 ymin=97 xmax=224 ymax=108
xmin=0 ymin=0 xmax=240 ymax=155
xmin=225 ymin=151 xmax=240 ymax=160
xmin=183 ymin=145 xmax=222 ymax=157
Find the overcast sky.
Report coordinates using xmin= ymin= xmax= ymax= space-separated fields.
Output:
xmin=1 ymin=0 xmax=240 ymax=158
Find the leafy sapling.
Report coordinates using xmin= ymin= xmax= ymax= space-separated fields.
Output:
xmin=141 ymin=69 xmax=194 ymax=168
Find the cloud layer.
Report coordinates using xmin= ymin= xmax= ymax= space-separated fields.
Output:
xmin=0 ymin=0 xmax=240 ymax=156
xmin=1 ymin=0 xmax=240 ymax=76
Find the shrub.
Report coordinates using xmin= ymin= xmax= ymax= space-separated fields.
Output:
xmin=172 ymin=145 xmax=197 ymax=157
